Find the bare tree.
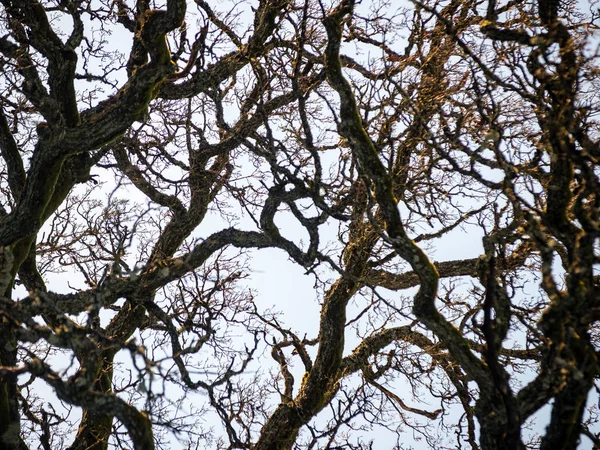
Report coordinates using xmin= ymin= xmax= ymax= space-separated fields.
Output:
xmin=0 ymin=0 xmax=599 ymax=449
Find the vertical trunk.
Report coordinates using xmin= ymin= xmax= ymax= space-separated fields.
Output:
xmin=67 ymin=351 xmax=116 ymax=450
xmin=0 ymin=245 xmax=20 ymax=449
xmin=0 ymin=324 xmax=20 ymax=450
xmin=476 ymin=396 xmax=525 ymax=450
xmin=67 ymin=411 xmax=113 ymax=450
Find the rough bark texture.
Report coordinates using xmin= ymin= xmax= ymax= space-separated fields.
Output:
xmin=0 ymin=0 xmax=599 ymax=449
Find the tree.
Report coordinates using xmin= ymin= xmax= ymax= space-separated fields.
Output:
xmin=0 ymin=0 xmax=599 ymax=448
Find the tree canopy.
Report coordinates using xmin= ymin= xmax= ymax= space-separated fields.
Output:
xmin=0 ymin=0 xmax=599 ymax=448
